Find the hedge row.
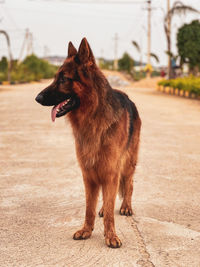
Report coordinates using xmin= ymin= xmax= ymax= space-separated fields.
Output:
xmin=158 ymin=77 xmax=200 ymax=96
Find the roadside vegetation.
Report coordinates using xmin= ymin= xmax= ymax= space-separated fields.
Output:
xmin=158 ymin=76 xmax=200 ymax=96
xmin=158 ymin=20 xmax=200 ymax=96
xmin=177 ymin=20 xmax=200 ymax=75
xmin=0 ymin=54 xmax=57 ymax=84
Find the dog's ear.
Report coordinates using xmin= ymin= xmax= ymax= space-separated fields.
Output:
xmin=68 ymin=42 xmax=77 ymax=57
xmin=78 ymin=38 xmax=95 ymax=64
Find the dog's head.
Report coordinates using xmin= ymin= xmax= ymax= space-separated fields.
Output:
xmin=35 ymin=38 xmax=96 ymax=122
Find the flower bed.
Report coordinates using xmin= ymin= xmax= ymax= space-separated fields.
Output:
xmin=158 ymin=77 xmax=200 ymax=97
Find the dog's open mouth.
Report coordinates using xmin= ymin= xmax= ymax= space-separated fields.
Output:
xmin=51 ymin=97 xmax=74 ymax=122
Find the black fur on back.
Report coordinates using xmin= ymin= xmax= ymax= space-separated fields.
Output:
xmin=112 ymin=90 xmax=139 ymax=146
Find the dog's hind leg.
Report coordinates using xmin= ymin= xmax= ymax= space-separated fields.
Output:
xmin=119 ymin=171 xmax=134 ymax=216
xmin=73 ymin=177 xmax=100 ymax=240
xmin=120 ymin=118 xmax=141 ymax=216
xmin=102 ymin=174 xmax=122 ymax=248
xmin=99 ymin=155 xmax=136 ymax=218
xmin=119 ymin=143 xmax=139 ymax=216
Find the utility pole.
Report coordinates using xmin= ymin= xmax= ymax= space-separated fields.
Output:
xmin=167 ymin=0 xmax=171 ymax=78
xmin=147 ymin=0 xmax=151 ymax=77
xmin=18 ymin=28 xmax=29 ymax=63
xmin=44 ymin=45 xmax=50 ymax=59
xmin=99 ymin=48 xmax=104 ymax=68
xmin=147 ymin=0 xmax=151 ymax=66
xmin=100 ymin=48 xmax=104 ymax=59
xmin=113 ymin=33 xmax=118 ymax=70
xmin=18 ymin=28 xmax=33 ymax=63
xmin=27 ymin=32 xmax=33 ymax=55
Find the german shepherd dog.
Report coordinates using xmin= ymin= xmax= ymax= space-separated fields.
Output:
xmin=35 ymin=38 xmax=141 ymax=248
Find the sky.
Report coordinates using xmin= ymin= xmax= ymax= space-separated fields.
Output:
xmin=0 ymin=0 xmax=199 ymax=66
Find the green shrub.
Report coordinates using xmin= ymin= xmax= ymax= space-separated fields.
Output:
xmin=118 ymin=52 xmax=134 ymax=73
xmin=0 ymin=54 xmax=58 ymax=83
xmin=0 ymin=72 xmax=7 ymax=82
xmin=0 ymin=57 xmax=8 ymax=73
xmin=158 ymin=76 xmax=200 ymax=96
xmin=158 ymin=80 xmax=171 ymax=87
xmin=21 ymin=54 xmax=57 ymax=81
xmin=132 ymin=71 xmax=146 ymax=81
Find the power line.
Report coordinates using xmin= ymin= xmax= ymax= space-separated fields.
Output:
xmin=32 ymin=0 xmax=146 ymax=4
xmin=8 ymin=6 xmax=145 ymax=21
xmin=66 ymin=1 xmax=145 ymax=3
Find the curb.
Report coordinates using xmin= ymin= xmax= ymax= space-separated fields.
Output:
xmin=2 ymin=81 xmax=10 ymax=85
xmin=157 ymin=85 xmax=200 ymax=100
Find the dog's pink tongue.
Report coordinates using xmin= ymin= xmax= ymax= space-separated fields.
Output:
xmin=51 ymin=106 xmax=57 ymax=122
xmin=51 ymin=103 xmax=61 ymax=122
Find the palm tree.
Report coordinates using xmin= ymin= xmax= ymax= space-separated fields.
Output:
xmin=150 ymin=53 xmax=159 ymax=64
xmin=132 ymin=41 xmax=159 ymax=76
xmin=0 ymin=30 xmax=13 ymax=82
xmin=132 ymin=41 xmax=140 ymax=54
xmin=132 ymin=40 xmax=142 ymax=72
xmin=164 ymin=1 xmax=199 ymax=79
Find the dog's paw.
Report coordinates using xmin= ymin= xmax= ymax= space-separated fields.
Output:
xmin=98 ymin=207 xmax=104 ymax=217
xmin=105 ymin=234 xmax=122 ymax=248
xmin=120 ymin=205 xmax=133 ymax=216
xmin=73 ymin=228 xmax=92 ymax=240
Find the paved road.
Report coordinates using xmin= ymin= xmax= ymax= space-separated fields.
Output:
xmin=0 ymin=78 xmax=200 ymax=267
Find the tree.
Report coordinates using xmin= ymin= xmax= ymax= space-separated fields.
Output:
xmin=177 ymin=20 xmax=200 ymax=74
xmin=0 ymin=30 xmax=12 ymax=81
xmin=118 ymin=52 xmax=134 ymax=73
xmin=164 ymin=1 xmax=199 ymax=78
xmin=0 ymin=57 xmax=8 ymax=73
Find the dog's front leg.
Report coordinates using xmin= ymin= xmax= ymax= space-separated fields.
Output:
xmin=102 ymin=175 xmax=122 ymax=248
xmin=73 ymin=177 xmax=100 ymax=240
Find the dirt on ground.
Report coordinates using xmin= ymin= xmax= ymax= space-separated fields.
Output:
xmin=0 ymin=74 xmax=200 ymax=267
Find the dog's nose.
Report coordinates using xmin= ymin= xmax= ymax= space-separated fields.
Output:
xmin=35 ymin=93 xmax=43 ymax=104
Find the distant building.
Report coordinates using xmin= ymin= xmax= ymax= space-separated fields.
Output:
xmin=43 ymin=56 xmax=66 ymax=66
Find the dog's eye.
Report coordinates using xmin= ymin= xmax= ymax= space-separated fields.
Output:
xmin=59 ymin=74 xmax=72 ymax=84
xmin=59 ymin=75 xmax=66 ymax=83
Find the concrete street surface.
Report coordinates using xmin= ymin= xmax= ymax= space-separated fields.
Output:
xmin=0 ymin=76 xmax=200 ymax=267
